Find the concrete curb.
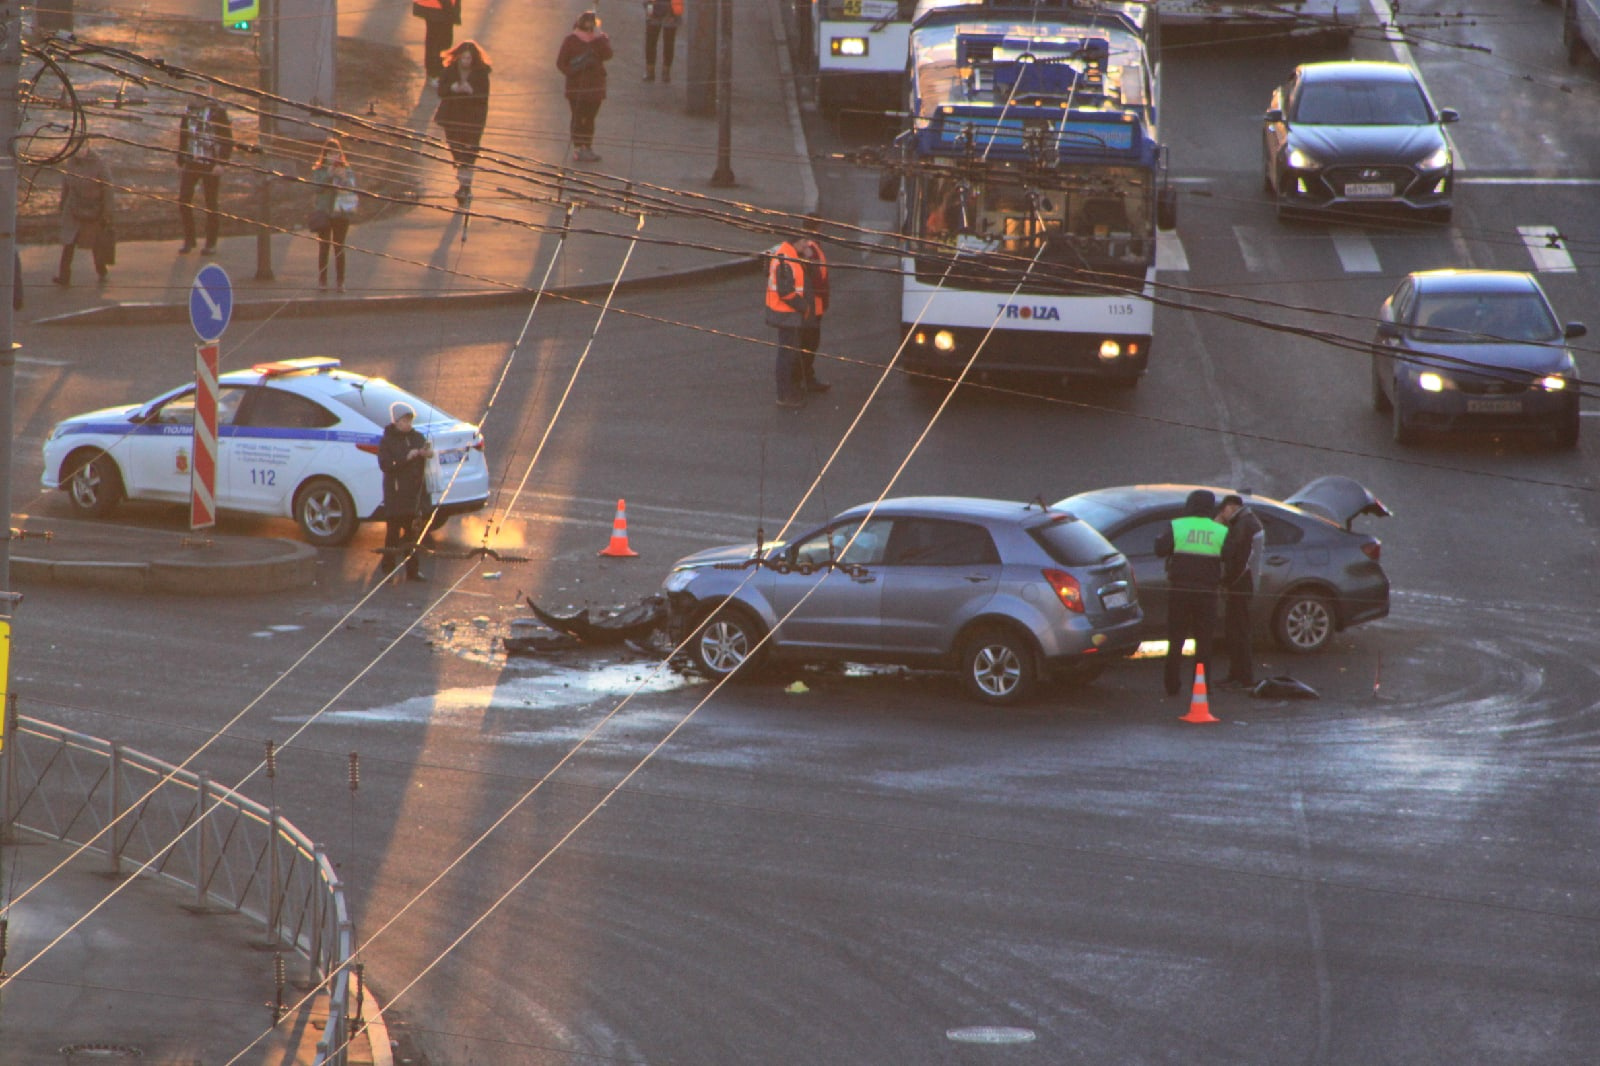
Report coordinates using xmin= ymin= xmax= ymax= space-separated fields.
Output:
xmin=11 ymin=538 xmax=320 ymax=595
xmin=32 ymin=255 xmax=765 ymax=328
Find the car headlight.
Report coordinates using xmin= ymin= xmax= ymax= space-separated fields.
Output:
xmin=1286 ymin=146 xmax=1320 ymax=170
xmin=1417 ymin=371 xmax=1445 ymax=393
xmin=1538 ymin=374 xmax=1568 ymax=392
xmin=1417 ymin=144 xmax=1451 ymax=170
xmin=663 ymin=569 xmax=696 ymax=592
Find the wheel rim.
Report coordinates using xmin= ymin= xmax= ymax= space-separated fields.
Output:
xmin=302 ymin=488 xmax=346 ymax=539
xmin=972 ymin=643 xmax=1022 ymax=698
xmin=1283 ymin=599 xmax=1331 ymax=650
xmin=69 ymin=464 xmax=102 ymax=509
xmin=699 ymin=619 xmax=750 ymax=674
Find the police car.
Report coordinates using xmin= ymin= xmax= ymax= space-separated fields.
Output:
xmin=41 ymin=357 xmax=490 ymax=546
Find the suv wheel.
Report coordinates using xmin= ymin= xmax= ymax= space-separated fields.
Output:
xmin=691 ymin=604 xmax=764 ymax=680
xmin=959 ymin=625 xmax=1037 ymax=706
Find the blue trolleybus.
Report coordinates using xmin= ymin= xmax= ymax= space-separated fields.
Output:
xmin=885 ymin=0 xmax=1174 ymax=388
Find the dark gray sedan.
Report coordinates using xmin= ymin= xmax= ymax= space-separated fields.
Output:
xmin=1052 ymin=478 xmax=1391 ymax=654
xmin=1372 ymin=269 xmax=1585 ymax=448
xmin=1263 ymin=60 xmax=1458 ymax=222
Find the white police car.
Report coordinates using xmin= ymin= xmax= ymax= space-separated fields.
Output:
xmin=41 ymin=357 xmax=491 ymax=546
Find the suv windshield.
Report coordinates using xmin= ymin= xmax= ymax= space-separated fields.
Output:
xmin=1028 ymin=513 xmax=1120 ymax=567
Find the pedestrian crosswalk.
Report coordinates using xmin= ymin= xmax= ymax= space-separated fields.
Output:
xmin=1157 ymin=222 xmax=1582 ymax=277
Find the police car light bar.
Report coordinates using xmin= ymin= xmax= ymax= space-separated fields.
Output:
xmin=252 ymin=356 xmax=343 ymax=376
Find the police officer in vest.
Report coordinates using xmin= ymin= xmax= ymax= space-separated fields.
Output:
xmin=766 ymin=238 xmax=809 ymax=408
xmin=1155 ymin=489 xmax=1227 ymax=697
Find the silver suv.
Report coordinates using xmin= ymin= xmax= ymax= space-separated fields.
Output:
xmin=661 ymin=497 xmax=1143 ymax=705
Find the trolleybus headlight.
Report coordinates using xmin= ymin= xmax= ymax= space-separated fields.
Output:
xmin=933 ymin=330 xmax=956 ymax=352
xmin=1099 ymin=339 xmax=1122 ymax=361
xmin=831 ymin=37 xmax=868 ymax=57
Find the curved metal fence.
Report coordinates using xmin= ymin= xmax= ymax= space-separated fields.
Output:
xmin=0 ymin=713 xmax=359 ymax=1065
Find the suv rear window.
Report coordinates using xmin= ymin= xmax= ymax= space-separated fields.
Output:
xmin=1028 ymin=514 xmax=1120 ymax=567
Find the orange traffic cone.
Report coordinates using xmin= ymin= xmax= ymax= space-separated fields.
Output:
xmin=598 ymin=498 xmax=639 ymax=558
xmin=1179 ymin=662 xmax=1219 ymax=724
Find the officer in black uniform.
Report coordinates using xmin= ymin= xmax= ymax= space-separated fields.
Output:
xmin=1155 ymin=489 xmax=1227 ymax=697
xmin=1217 ymin=493 xmax=1265 ymax=688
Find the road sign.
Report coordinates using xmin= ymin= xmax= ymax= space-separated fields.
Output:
xmin=191 ymin=342 xmax=220 ymax=531
xmin=190 ymin=264 xmax=233 ymax=341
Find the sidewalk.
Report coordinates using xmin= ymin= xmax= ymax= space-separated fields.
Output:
xmin=6 ymin=4 xmax=816 ymax=1064
xmin=0 ymin=838 xmax=390 ymax=1065
xmin=20 ymin=0 xmax=815 ymax=327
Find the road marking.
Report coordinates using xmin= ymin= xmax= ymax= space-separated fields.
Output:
xmin=947 ymin=1027 xmax=1036 ymax=1045
xmin=1460 ymin=177 xmax=1600 ymax=186
xmin=1232 ymin=224 xmax=1286 ymax=276
xmin=1517 ymin=225 xmax=1577 ymax=273
xmin=1330 ymin=230 xmax=1381 ymax=273
xmin=1156 ymin=231 xmax=1189 ymax=273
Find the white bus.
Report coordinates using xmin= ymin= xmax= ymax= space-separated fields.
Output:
xmin=885 ymin=1 xmax=1175 ymax=388
xmin=803 ymin=0 xmax=918 ymax=113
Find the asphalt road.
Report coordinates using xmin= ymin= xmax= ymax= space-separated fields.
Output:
xmin=9 ymin=5 xmax=1600 ymax=1064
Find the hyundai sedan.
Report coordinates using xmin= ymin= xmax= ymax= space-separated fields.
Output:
xmin=1372 ymin=270 xmax=1585 ymax=448
xmin=1053 ymin=477 xmax=1390 ymax=653
xmin=41 ymin=357 xmax=490 ymax=545
xmin=661 ymin=497 xmax=1144 ymax=705
xmin=1263 ymin=60 xmax=1457 ymax=221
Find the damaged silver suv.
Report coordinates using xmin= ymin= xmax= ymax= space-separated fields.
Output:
xmin=661 ymin=496 xmax=1143 ymax=705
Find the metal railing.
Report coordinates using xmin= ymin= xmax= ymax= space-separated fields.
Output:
xmin=0 ymin=712 xmax=359 ymax=1065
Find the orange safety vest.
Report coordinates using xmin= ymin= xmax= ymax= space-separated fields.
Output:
xmin=766 ymin=240 xmax=806 ymax=326
xmin=797 ymin=238 xmax=829 ymax=318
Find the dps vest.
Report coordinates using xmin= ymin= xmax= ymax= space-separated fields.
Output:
xmin=1171 ymin=515 xmax=1225 ymax=557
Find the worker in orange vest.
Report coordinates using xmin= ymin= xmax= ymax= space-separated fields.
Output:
xmin=794 ymin=232 xmax=831 ymax=394
xmin=766 ymin=238 xmax=809 ymax=408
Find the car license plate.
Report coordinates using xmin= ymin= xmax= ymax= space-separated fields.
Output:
xmin=1466 ymin=398 xmax=1522 ymax=414
xmin=1344 ymin=182 xmax=1395 ymax=198
xmin=438 ymin=447 xmax=468 ymax=466
xmin=1103 ymin=590 xmax=1130 ymax=610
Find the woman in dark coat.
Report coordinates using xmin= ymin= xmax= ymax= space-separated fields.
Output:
xmin=53 ymin=146 xmax=114 ymax=287
xmin=556 ymin=10 xmax=613 ymax=164
xmin=433 ymin=39 xmax=492 ymax=205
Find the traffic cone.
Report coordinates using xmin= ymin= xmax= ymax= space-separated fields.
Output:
xmin=1179 ymin=662 xmax=1220 ymax=724
xmin=598 ymin=498 xmax=639 ymax=558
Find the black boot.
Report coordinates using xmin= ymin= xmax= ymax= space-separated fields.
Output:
xmin=52 ymin=245 xmax=72 ymax=286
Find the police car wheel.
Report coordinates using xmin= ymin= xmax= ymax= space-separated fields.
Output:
xmin=959 ymin=625 xmax=1037 ymax=706
xmin=1272 ymin=591 xmax=1334 ymax=654
xmin=65 ymin=451 xmax=123 ymax=517
xmin=294 ymin=477 xmax=358 ymax=547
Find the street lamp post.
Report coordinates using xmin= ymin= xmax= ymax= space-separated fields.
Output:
xmin=709 ymin=0 xmax=735 ymax=187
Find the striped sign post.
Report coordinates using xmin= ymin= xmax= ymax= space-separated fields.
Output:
xmin=191 ymin=342 xmax=220 ymax=531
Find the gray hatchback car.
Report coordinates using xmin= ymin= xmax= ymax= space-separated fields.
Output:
xmin=661 ymin=497 xmax=1144 ymax=705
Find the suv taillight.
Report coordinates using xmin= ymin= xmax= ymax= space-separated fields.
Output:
xmin=1043 ymin=569 xmax=1084 ymax=613
xmin=1362 ymin=540 xmax=1381 ymax=562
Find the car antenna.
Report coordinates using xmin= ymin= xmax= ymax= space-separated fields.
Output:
xmin=754 ymin=438 xmax=766 ymax=559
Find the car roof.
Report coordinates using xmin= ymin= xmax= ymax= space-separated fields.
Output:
xmin=839 ymin=496 xmax=1064 ymax=523
xmin=1408 ymin=269 xmax=1543 ymax=296
xmin=1297 ymin=61 xmax=1418 ymax=86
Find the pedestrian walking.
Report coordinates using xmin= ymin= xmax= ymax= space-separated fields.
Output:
xmin=556 ymin=10 xmax=613 ymax=163
xmin=795 ymin=231 xmax=832 ymax=393
xmin=642 ymin=0 xmax=683 ymax=83
xmin=52 ymin=145 xmax=114 ymax=287
xmin=1154 ymin=489 xmax=1227 ymax=697
xmin=378 ymin=402 xmax=433 ymax=582
xmin=434 ymin=40 xmax=492 ymax=205
xmin=765 ymin=237 xmax=809 ymax=409
xmin=1216 ymin=493 xmax=1265 ymax=689
xmin=310 ymin=137 xmax=359 ymax=293
xmin=411 ymin=0 xmax=461 ymax=81
xmin=176 ymin=84 xmax=234 ymax=255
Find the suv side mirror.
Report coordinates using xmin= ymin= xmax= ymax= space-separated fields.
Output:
xmin=1565 ymin=322 xmax=1587 ymax=340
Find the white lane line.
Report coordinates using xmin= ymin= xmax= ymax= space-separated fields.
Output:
xmin=1461 ymin=177 xmax=1600 ymax=186
xmin=1518 ymin=225 xmax=1578 ymax=273
xmin=1156 ymin=231 xmax=1190 ymax=273
xmin=1330 ymin=230 xmax=1382 ymax=273
xmin=1232 ymin=224 xmax=1285 ymax=275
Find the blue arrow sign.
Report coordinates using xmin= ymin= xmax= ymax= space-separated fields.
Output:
xmin=190 ymin=264 xmax=233 ymax=341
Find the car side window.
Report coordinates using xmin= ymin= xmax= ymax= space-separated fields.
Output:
xmin=215 ymin=386 xmax=246 ymax=427
xmin=239 ymin=387 xmax=339 ymax=430
xmin=1260 ymin=514 xmax=1302 ymax=548
xmin=886 ymin=518 xmax=1000 ymax=566
xmin=154 ymin=391 xmax=197 ymax=425
xmin=1112 ymin=516 xmax=1173 ymax=559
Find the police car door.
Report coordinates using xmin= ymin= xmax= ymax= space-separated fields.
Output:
xmin=226 ymin=387 xmax=340 ymax=515
xmin=123 ymin=387 xmax=204 ymax=503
